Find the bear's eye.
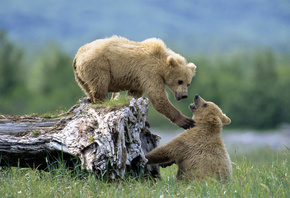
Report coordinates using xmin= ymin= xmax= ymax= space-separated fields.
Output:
xmin=178 ymin=80 xmax=183 ymax=85
xmin=202 ymin=104 xmax=207 ymax=108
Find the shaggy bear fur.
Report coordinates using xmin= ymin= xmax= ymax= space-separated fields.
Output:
xmin=73 ymin=36 xmax=196 ymax=129
xmin=145 ymin=94 xmax=232 ymax=182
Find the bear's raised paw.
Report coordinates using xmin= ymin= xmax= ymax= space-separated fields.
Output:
xmin=177 ymin=117 xmax=195 ymax=129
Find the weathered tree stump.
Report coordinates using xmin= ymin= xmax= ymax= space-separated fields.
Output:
xmin=0 ymin=97 xmax=160 ymax=179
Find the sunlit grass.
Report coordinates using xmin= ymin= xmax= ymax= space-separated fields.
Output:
xmin=38 ymin=93 xmax=133 ymax=119
xmin=0 ymin=147 xmax=289 ymax=197
xmin=40 ymin=107 xmax=69 ymax=118
xmin=90 ymin=92 xmax=133 ymax=109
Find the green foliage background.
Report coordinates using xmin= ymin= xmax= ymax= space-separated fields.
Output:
xmin=0 ymin=31 xmax=289 ymax=129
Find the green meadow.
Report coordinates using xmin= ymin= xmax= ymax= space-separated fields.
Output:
xmin=1 ymin=24 xmax=290 ymax=198
xmin=1 ymin=147 xmax=289 ymax=198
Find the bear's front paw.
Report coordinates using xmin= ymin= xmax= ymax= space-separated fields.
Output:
xmin=178 ymin=117 xmax=195 ymax=129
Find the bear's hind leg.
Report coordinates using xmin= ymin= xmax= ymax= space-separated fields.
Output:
xmin=89 ymin=75 xmax=110 ymax=103
xmin=90 ymin=86 xmax=108 ymax=103
xmin=75 ymin=72 xmax=93 ymax=101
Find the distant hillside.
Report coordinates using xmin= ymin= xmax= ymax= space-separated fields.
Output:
xmin=1 ymin=0 xmax=290 ymax=55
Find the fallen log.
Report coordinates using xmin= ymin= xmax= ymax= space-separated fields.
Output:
xmin=0 ymin=97 xmax=160 ymax=179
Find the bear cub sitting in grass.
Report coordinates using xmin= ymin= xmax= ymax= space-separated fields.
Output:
xmin=145 ymin=94 xmax=232 ymax=182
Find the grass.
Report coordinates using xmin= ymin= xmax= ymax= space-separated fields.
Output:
xmin=90 ymin=92 xmax=133 ymax=109
xmin=0 ymin=147 xmax=289 ymax=197
xmin=39 ymin=93 xmax=132 ymax=119
xmin=40 ymin=107 xmax=69 ymax=118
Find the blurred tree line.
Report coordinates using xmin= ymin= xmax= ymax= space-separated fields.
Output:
xmin=0 ymin=31 xmax=289 ymax=129
xmin=0 ymin=31 xmax=83 ymax=115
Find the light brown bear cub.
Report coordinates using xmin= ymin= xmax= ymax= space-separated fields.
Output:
xmin=73 ymin=36 xmax=196 ymax=129
xmin=145 ymin=94 xmax=232 ymax=182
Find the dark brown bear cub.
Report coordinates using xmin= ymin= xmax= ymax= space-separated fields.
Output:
xmin=145 ymin=94 xmax=232 ymax=182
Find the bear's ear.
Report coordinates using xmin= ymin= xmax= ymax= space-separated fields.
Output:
xmin=187 ymin=63 xmax=197 ymax=75
xmin=167 ymin=55 xmax=178 ymax=68
xmin=221 ymin=114 xmax=231 ymax=125
xmin=207 ymin=114 xmax=222 ymax=125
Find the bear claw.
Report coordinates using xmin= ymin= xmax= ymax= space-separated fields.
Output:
xmin=181 ymin=119 xmax=195 ymax=129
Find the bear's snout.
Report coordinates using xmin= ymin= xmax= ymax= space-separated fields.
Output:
xmin=194 ymin=94 xmax=200 ymax=105
xmin=182 ymin=94 xmax=188 ymax=99
xmin=189 ymin=103 xmax=196 ymax=110
xmin=175 ymin=93 xmax=188 ymax=101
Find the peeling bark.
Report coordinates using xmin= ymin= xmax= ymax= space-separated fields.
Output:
xmin=0 ymin=98 xmax=160 ymax=179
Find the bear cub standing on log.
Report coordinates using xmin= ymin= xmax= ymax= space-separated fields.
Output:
xmin=73 ymin=36 xmax=196 ymax=129
xmin=145 ymin=94 xmax=232 ymax=182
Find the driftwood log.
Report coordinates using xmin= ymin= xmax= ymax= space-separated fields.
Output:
xmin=0 ymin=97 xmax=160 ymax=179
